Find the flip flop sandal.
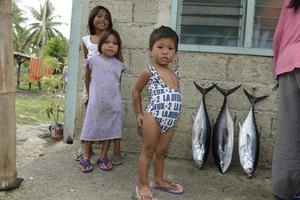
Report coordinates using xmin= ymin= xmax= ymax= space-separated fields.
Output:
xmin=97 ymin=157 xmax=113 ymax=171
xmin=111 ymin=155 xmax=124 ymax=166
xmin=135 ymin=185 xmax=158 ymax=200
xmin=79 ymin=159 xmax=93 ymax=173
xmin=120 ymin=152 xmax=127 ymax=158
xmin=149 ymin=180 xmax=183 ymax=195
xmin=75 ymin=153 xmax=84 ymax=161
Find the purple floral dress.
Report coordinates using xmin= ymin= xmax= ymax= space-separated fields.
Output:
xmin=80 ymin=53 xmax=125 ymax=141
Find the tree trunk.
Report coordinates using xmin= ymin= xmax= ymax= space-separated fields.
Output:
xmin=0 ymin=0 xmax=23 ymax=190
xmin=16 ymin=60 xmax=22 ymax=89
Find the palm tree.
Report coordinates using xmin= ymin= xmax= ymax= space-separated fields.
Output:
xmin=27 ymin=0 xmax=64 ymax=57
xmin=13 ymin=1 xmax=30 ymax=53
xmin=27 ymin=0 xmax=64 ymax=90
xmin=13 ymin=1 xmax=31 ymax=89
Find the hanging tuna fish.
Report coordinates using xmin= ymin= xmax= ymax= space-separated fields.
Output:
xmin=192 ymin=82 xmax=215 ymax=169
xmin=212 ymin=84 xmax=241 ymax=174
xmin=238 ymin=89 xmax=268 ymax=178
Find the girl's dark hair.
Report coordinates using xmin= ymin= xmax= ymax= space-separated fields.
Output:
xmin=288 ymin=0 xmax=300 ymax=11
xmin=149 ymin=26 xmax=179 ymax=52
xmin=88 ymin=6 xmax=113 ymax=35
xmin=98 ymin=29 xmax=122 ymax=55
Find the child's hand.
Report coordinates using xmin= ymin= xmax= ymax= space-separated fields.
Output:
xmin=136 ymin=113 xmax=144 ymax=128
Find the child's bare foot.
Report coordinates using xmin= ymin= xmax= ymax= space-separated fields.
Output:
xmin=135 ymin=185 xmax=157 ymax=200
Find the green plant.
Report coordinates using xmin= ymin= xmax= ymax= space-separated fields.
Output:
xmin=46 ymin=98 xmax=64 ymax=124
xmin=41 ymin=74 xmax=63 ymax=95
xmin=43 ymin=56 xmax=62 ymax=71
xmin=41 ymin=56 xmax=65 ymax=125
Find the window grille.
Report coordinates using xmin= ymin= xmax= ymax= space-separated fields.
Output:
xmin=253 ymin=0 xmax=282 ymax=49
xmin=172 ymin=0 xmax=282 ymax=56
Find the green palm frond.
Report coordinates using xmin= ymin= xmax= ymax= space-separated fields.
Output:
xmin=27 ymin=0 xmax=65 ymax=54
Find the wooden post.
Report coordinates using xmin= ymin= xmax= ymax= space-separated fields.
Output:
xmin=0 ymin=0 xmax=23 ymax=190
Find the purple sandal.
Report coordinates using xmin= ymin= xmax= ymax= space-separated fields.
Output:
xmin=79 ymin=159 xmax=93 ymax=173
xmin=97 ymin=157 xmax=113 ymax=171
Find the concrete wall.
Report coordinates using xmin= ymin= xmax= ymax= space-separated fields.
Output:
xmin=76 ymin=0 xmax=278 ymax=167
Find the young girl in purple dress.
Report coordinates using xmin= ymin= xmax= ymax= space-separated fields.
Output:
xmin=79 ymin=29 xmax=126 ymax=172
xmin=78 ymin=5 xmax=124 ymax=166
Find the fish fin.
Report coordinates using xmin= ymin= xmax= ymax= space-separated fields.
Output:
xmin=215 ymin=84 xmax=241 ymax=97
xmin=194 ymin=81 xmax=205 ymax=95
xmin=234 ymin=115 xmax=237 ymax=124
xmin=246 ymin=135 xmax=250 ymax=150
xmin=222 ymin=129 xmax=229 ymax=151
xmin=205 ymin=84 xmax=215 ymax=94
xmin=255 ymin=95 xmax=269 ymax=103
xmin=194 ymin=81 xmax=215 ymax=95
xmin=243 ymin=88 xmax=268 ymax=104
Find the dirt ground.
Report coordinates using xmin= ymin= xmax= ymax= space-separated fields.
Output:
xmin=16 ymin=122 xmax=56 ymax=167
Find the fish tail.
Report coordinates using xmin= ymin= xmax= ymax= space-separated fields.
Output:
xmin=243 ymin=89 xmax=268 ymax=104
xmin=194 ymin=81 xmax=215 ymax=95
xmin=215 ymin=84 xmax=241 ymax=97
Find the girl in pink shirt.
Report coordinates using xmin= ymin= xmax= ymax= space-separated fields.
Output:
xmin=273 ymin=0 xmax=300 ymax=76
xmin=272 ymin=0 xmax=300 ymax=200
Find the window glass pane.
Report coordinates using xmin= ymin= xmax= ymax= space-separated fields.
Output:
xmin=252 ymin=0 xmax=282 ymax=49
xmin=178 ymin=0 xmax=243 ymax=47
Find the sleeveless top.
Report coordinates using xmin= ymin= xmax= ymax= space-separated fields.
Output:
xmin=82 ymin=35 xmax=99 ymax=59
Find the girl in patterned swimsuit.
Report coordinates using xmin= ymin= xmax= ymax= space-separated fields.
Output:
xmin=132 ymin=26 xmax=183 ymax=200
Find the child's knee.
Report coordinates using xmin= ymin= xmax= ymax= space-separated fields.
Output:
xmin=143 ymin=146 xmax=156 ymax=159
xmin=155 ymin=146 xmax=168 ymax=157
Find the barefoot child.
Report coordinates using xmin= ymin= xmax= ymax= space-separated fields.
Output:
xmin=80 ymin=29 xmax=126 ymax=172
xmin=132 ymin=26 xmax=183 ymax=200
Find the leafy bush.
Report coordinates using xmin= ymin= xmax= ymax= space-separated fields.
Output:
xmin=41 ymin=74 xmax=63 ymax=95
xmin=43 ymin=56 xmax=62 ymax=72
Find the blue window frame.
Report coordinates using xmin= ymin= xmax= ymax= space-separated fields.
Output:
xmin=170 ymin=0 xmax=282 ymax=56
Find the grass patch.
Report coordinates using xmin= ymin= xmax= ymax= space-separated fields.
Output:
xmin=16 ymin=92 xmax=65 ymax=125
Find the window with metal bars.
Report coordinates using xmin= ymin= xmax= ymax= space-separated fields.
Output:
xmin=170 ymin=0 xmax=282 ymax=56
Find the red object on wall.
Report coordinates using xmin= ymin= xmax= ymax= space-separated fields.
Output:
xmin=43 ymin=66 xmax=53 ymax=77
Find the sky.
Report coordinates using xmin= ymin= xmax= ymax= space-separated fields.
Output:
xmin=17 ymin=0 xmax=73 ymax=39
